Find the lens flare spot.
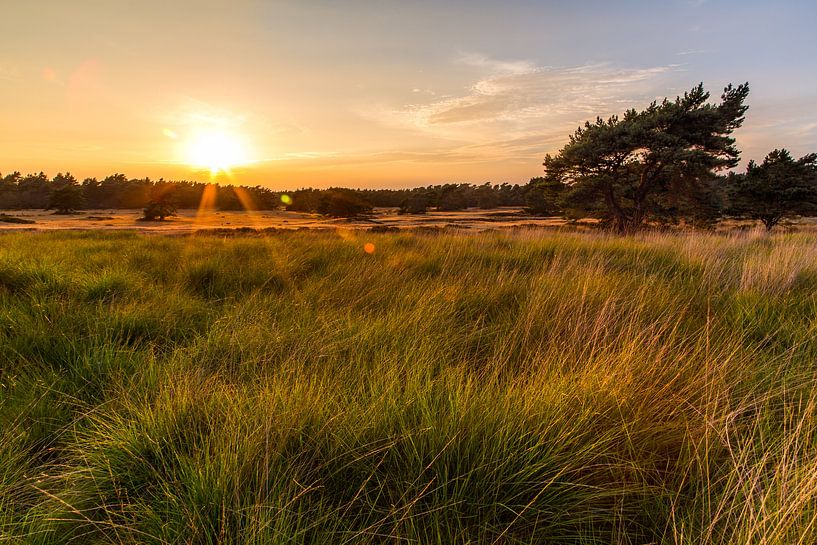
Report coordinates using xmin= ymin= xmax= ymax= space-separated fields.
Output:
xmin=364 ymin=243 xmax=376 ymax=254
xmin=280 ymin=194 xmax=292 ymax=205
xmin=162 ymin=128 xmax=178 ymax=139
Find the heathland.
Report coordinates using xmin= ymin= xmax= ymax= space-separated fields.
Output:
xmin=0 ymin=207 xmax=564 ymax=234
xmin=2 ymin=229 xmax=816 ymax=544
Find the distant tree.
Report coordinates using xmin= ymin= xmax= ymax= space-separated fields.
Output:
xmin=248 ymin=185 xmax=281 ymax=209
xmin=285 ymin=188 xmax=322 ymax=213
xmin=726 ymin=149 xmax=817 ymax=230
xmin=496 ymin=182 xmax=527 ymax=206
xmin=48 ymin=184 xmax=85 ymax=214
xmin=316 ymin=189 xmax=373 ymax=217
xmin=0 ymin=171 xmax=21 ymax=184
xmin=81 ymin=177 xmax=103 ymax=208
xmin=358 ymin=187 xmax=409 ymax=207
xmin=216 ymin=186 xmax=244 ymax=210
xmin=524 ymin=177 xmax=567 ymax=216
xmin=675 ymin=176 xmax=725 ymax=229
xmin=17 ymin=172 xmax=51 ymax=209
xmin=51 ymin=172 xmax=77 ymax=190
xmin=120 ymin=177 xmax=152 ymax=208
xmin=437 ymin=185 xmax=469 ymax=211
xmin=98 ymin=173 xmax=129 ymax=208
xmin=398 ymin=193 xmax=430 ymax=214
xmin=0 ymin=172 xmax=22 ymax=208
xmin=474 ymin=182 xmax=500 ymax=209
xmin=141 ymin=185 xmax=178 ymax=220
xmin=544 ymin=83 xmax=750 ymax=232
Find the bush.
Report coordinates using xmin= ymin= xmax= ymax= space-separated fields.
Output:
xmin=142 ymin=201 xmax=176 ymax=221
xmin=398 ymin=194 xmax=429 ymax=214
xmin=524 ymin=177 xmax=566 ymax=216
xmin=0 ymin=214 xmax=35 ymax=224
xmin=316 ymin=190 xmax=373 ymax=217
xmin=437 ymin=189 xmax=468 ymax=211
xmin=47 ymin=185 xmax=84 ymax=214
xmin=141 ymin=186 xmax=178 ymax=221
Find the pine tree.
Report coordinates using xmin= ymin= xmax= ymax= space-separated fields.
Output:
xmin=544 ymin=83 xmax=749 ymax=232
xmin=727 ymin=149 xmax=817 ymax=230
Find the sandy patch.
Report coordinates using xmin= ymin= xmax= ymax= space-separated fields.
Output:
xmin=0 ymin=208 xmax=569 ymax=234
xmin=3 ymin=208 xmax=811 ymax=234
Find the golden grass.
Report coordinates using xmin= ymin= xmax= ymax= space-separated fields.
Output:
xmin=1 ymin=228 xmax=816 ymax=543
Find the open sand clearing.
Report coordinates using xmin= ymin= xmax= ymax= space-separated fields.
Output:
xmin=0 ymin=207 xmax=569 ymax=233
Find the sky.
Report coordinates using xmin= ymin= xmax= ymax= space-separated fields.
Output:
xmin=1 ymin=0 xmax=816 ymax=189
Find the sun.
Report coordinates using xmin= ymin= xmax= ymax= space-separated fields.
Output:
xmin=183 ymin=128 xmax=250 ymax=174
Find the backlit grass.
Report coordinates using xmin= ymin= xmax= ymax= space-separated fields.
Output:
xmin=1 ymin=229 xmax=816 ymax=544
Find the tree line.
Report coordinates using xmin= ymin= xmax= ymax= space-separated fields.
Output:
xmin=0 ymin=172 xmax=532 ymax=217
xmin=0 ymin=173 xmax=283 ymax=213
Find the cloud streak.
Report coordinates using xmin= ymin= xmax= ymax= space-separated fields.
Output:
xmin=401 ymin=60 xmax=681 ymax=129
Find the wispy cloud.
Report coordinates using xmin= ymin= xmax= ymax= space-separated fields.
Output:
xmin=676 ymin=48 xmax=710 ymax=56
xmin=376 ymin=55 xmax=682 ymax=155
xmin=415 ymin=62 xmax=679 ymax=127
xmin=455 ymin=52 xmax=539 ymax=76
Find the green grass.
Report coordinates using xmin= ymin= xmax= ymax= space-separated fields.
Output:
xmin=1 ymin=228 xmax=817 ymax=544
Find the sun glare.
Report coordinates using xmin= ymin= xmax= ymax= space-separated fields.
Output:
xmin=183 ymin=128 xmax=250 ymax=174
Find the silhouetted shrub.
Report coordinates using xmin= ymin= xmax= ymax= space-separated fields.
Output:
xmin=316 ymin=190 xmax=373 ymax=217
xmin=398 ymin=194 xmax=429 ymax=214
xmin=141 ymin=186 xmax=178 ymax=221
xmin=0 ymin=214 xmax=35 ymax=224
xmin=48 ymin=184 xmax=85 ymax=214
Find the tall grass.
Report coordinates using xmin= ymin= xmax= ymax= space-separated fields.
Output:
xmin=1 ymin=228 xmax=816 ymax=543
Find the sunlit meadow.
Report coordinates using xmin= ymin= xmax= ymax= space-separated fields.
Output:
xmin=1 ymin=228 xmax=816 ymax=544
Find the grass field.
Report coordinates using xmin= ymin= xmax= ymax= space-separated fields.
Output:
xmin=1 ymin=229 xmax=816 ymax=544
